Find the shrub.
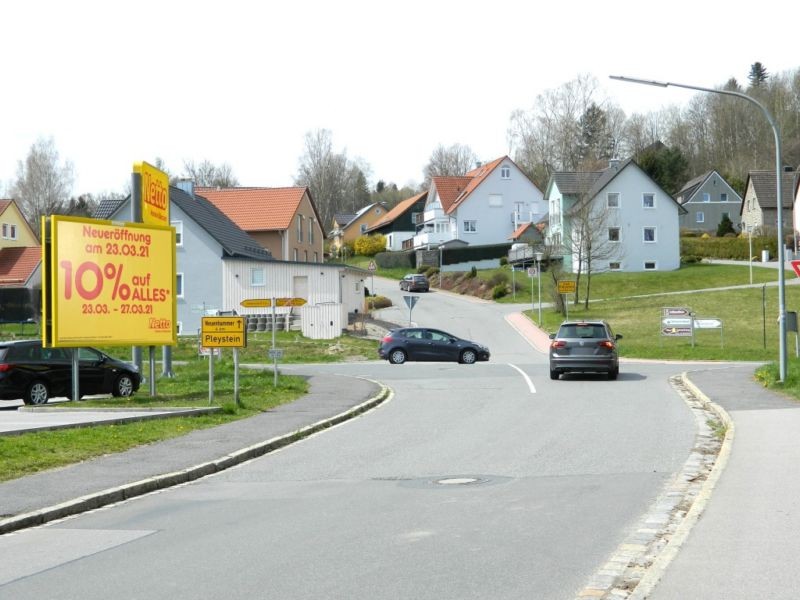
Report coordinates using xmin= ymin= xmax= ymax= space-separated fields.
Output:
xmin=425 ymin=266 xmax=439 ymax=277
xmin=354 ymin=234 xmax=386 ymax=256
xmin=500 ymin=257 xmax=508 ymax=266
xmin=376 ymin=251 xmax=415 ymax=269
xmin=492 ymin=284 xmax=507 ymax=299
xmin=366 ymin=295 xmax=392 ymax=309
xmin=468 ymin=266 xmax=477 ymax=278
xmin=488 ymin=272 xmax=508 ymax=287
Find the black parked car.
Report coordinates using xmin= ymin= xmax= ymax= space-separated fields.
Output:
xmin=0 ymin=340 xmax=141 ymax=405
xmin=548 ymin=320 xmax=622 ymax=380
xmin=378 ymin=327 xmax=490 ymax=364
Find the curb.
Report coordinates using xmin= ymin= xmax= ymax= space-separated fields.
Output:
xmin=626 ymin=373 xmax=735 ymax=599
xmin=0 ymin=379 xmax=392 ymax=535
xmin=575 ymin=372 xmax=735 ymax=599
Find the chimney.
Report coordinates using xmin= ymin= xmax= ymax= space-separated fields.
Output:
xmin=609 ymin=159 xmax=620 ymax=170
xmin=176 ymin=178 xmax=194 ymax=197
xmin=475 ymin=161 xmax=483 ymax=169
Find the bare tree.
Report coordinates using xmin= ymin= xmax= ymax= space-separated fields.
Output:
xmin=294 ymin=129 xmax=372 ymax=229
xmin=182 ymin=160 xmax=239 ymax=187
xmin=11 ymin=137 xmax=74 ymax=228
xmin=422 ymin=143 xmax=477 ymax=184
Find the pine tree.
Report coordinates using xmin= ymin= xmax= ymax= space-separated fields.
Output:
xmin=748 ymin=62 xmax=769 ymax=87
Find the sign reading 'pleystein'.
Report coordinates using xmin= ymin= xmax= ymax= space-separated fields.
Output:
xmin=201 ymin=316 xmax=247 ymax=348
xmin=47 ymin=216 xmax=176 ymax=347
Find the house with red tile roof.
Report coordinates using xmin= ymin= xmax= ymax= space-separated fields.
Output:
xmin=410 ymin=156 xmax=544 ymax=250
xmin=365 ymin=191 xmax=428 ymax=251
xmin=196 ymin=186 xmax=325 ymax=263
xmin=0 ymin=199 xmax=42 ymax=321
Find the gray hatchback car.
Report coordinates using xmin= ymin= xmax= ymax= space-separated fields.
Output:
xmin=548 ymin=320 xmax=622 ymax=380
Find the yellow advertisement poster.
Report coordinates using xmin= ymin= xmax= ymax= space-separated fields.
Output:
xmin=134 ymin=161 xmax=170 ymax=227
xmin=50 ymin=216 xmax=177 ymax=347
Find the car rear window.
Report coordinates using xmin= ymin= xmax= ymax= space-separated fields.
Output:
xmin=559 ymin=324 xmax=607 ymax=338
xmin=0 ymin=348 xmax=8 ymax=361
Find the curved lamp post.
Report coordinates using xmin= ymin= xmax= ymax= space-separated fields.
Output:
xmin=610 ymin=75 xmax=787 ymax=381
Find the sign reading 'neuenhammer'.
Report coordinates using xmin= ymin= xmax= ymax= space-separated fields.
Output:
xmin=201 ymin=316 xmax=247 ymax=347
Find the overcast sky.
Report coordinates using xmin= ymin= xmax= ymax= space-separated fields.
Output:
xmin=1 ymin=0 xmax=796 ymax=197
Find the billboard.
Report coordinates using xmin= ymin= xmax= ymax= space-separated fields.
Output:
xmin=134 ymin=161 xmax=170 ymax=227
xmin=43 ymin=216 xmax=176 ymax=347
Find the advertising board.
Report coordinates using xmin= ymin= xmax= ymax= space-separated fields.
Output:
xmin=44 ymin=216 xmax=176 ymax=347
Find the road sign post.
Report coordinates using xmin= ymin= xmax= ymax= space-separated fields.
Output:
xmin=240 ymin=298 xmax=306 ymax=387
xmin=403 ymin=295 xmax=419 ymax=326
xmin=557 ymin=280 xmax=576 ymax=320
xmin=201 ymin=316 xmax=246 ymax=405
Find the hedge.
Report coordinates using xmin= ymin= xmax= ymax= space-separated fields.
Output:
xmin=376 ymin=251 xmax=416 ymax=269
xmin=680 ymin=235 xmax=778 ymax=260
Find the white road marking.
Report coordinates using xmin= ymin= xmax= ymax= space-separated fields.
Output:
xmin=508 ymin=363 xmax=536 ymax=394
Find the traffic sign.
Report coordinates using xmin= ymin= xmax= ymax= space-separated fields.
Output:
xmin=791 ymin=260 xmax=800 ymax=277
xmin=527 ymin=267 xmax=537 ymax=277
xmin=662 ymin=307 xmax=691 ymax=317
xmin=268 ymin=348 xmax=284 ymax=359
xmin=403 ymin=295 xmax=419 ymax=310
xmin=662 ymin=317 xmax=692 ymax=327
xmin=662 ymin=326 xmax=692 ymax=337
xmin=201 ymin=316 xmax=246 ymax=347
xmin=557 ymin=280 xmax=576 ymax=294
xmin=368 ymin=261 xmax=377 ymax=271
xmin=694 ymin=318 xmax=722 ymax=329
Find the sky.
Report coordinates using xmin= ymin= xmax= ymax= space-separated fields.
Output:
xmin=1 ymin=0 xmax=797 ymax=198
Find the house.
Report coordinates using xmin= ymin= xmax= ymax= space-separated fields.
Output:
xmin=0 ymin=200 xmax=42 ymax=322
xmin=740 ymin=168 xmax=797 ymax=236
xmin=329 ymin=202 xmax=389 ymax=253
xmin=546 ymin=159 xmax=685 ymax=272
xmin=196 ymin=186 xmax=325 ymax=263
xmin=365 ymin=191 xmax=427 ymax=251
xmin=676 ymin=171 xmax=742 ymax=233
xmin=409 ymin=156 xmax=545 ymax=250
xmin=96 ymin=185 xmax=366 ymax=338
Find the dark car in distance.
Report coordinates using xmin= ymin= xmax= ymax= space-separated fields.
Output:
xmin=0 ymin=340 xmax=141 ymax=405
xmin=399 ymin=274 xmax=430 ymax=292
xmin=548 ymin=320 xmax=622 ymax=380
xmin=378 ymin=327 xmax=490 ymax=364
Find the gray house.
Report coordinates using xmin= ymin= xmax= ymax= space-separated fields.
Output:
xmin=676 ymin=170 xmax=742 ymax=233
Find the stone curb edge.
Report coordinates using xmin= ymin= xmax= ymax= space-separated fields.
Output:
xmin=626 ymin=372 xmax=736 ymax=600
xmin=0 ymin=379 xmax=392 ymax=535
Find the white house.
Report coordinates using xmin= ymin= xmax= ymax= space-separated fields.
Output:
xmin=546 ymin=159 xmax=685 ymax=272
xmin=410 ymin=156 xmax=545 ymax=249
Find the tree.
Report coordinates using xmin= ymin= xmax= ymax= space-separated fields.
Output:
xmin=423 ymin=143 xmax=477 ymax=185
xmin=11 ymin=137 xmax=74 ymax=228
xmin=182 ymin=160 xmax=239 ymax=187
xmin=294 ymin=129 xmax=372 ymax=229
xmin=636 ymin=144 xmax=689 ymax=196
xmin=717 ymin=214 xmax=737 ymax=237
xmin=748 ymin=62 xmax=769 ymax=87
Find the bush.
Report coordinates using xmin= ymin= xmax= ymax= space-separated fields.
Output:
xmin=376 ymin=251 xmax=415 ymax=269
xmin=425 ymin=266 xmax=439 ymax=277
xmin=500 ymin=257 xmax=508 ymax=266
xmin=366 ymin=295 xmax=392 ymax=309
xmin=492 ymin=284 xmax=507 ymax=299
xmin=681 ymin=235 xmax=777 ymax=260
xmin=469 ymin=266 xmax=477 ymax=278
xmin=354 ymin=234 xmax=386 ymax=257
xmin=488 ymin=272 xmax=508 ymax=287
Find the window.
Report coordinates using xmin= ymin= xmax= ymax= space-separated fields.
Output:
xmin=171 ymin=221 xmax=183 ymax=246
xmin=176 ymin=273 xmax=184 ymax=298
xmin=702 ymin=192 xmax=711 ymax=202
xmin=696 ymin=212 xmax=705 ymax=223
xmin=293 ymin=248 xmax=298 ymax=261
xmin=1 ymin=224 xmax=6 ymax=238
xmin=501 ymin=166 xmax=511 ymax=179
xmin=643 ymin=193 xmax=655 ymax=208
xmin=464 ymin=220 xmax=477 ymax=233
xmin=608 ymin=227 xmax=620 ymax=242
xmin=722 ymin=211 xmax=730 ymax=221
xmin=721 ymin=193 xmax=728 ymax=202
xmin=607 ymin=193 xmax=620 ymax=208
xmin=250 ymin=267 xmax=265 ymax=286
xmin=360 ymin=223 xmax=367 ymax=233
xmin=2 ymin=223 xmax=17 ymax=240
xmin=309 ymin=220 xmax=314 ymax=244
xmin=176 ymin=322 xmax=183 ymax=335
xmin=644 ymin=261 xmax=657 ymax=270
xmin=489 ymin=194 xmax=502 ymax=207
xmin=304 ymin=250 xmax=308 ymax=262
xmin=609 ymin=262 xmax=621 ymax=270
xmin=296 ymin=215 xmax=303 ymax=242
xmin=643 ymin=227 xmax=656 ymax=242
xmin=314 ymin=252 xmax=319 ymax=262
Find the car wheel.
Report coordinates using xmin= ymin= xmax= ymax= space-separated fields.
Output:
xmin=24 ymin=380 xmax=50 ymax=405
xmin=113 ymin=374 xmax=135 ymax=397
xmin=388 ymin=349 xmax=406 ymax=365
xmin=460 ymin=349 xmax=477 ymax=364
xmin=607 ymin=367 xmax=619 ymax=380
xmin=549 ymin=368 xmax=560 ymax=380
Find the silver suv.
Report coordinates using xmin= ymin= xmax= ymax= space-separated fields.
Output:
xmin=548 ymin=320 xmax=621 ymax=380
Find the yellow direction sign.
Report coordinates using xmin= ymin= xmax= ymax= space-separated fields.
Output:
xmin=557 ymin=280 xmax=576 ymax=294
xmin=201 ymin=316 xmax=246 ymax=347
xmin=240 ymin=297 xmax=307 ymax=308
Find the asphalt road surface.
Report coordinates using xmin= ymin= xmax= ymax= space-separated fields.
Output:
xmin=0 ymin=278 xmax=698 ymax=599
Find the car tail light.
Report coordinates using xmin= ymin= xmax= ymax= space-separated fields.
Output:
xmin=381 ymin=334 xmax=394 ymax=343
xmin=598 ymin=341 xmax=615 ymax=349
xmin=0 ymin=363 xmax=13 ymax=372
xmin=550 ymin=340 xmax=566 ymax=349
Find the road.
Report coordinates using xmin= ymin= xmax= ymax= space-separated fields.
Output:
xmin=0 ymin=278 xmax=699 ymax=599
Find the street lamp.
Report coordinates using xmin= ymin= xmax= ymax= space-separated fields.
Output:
xmin=610 ymin=75 xmax=788 ymax=381
xmin=535 ymin=251 xmax=544 ymax=326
